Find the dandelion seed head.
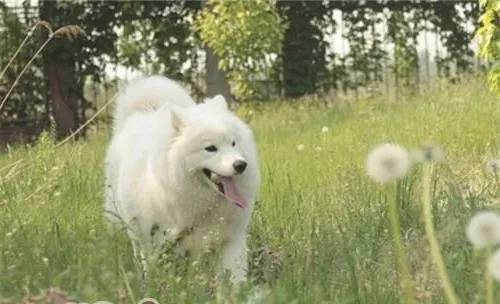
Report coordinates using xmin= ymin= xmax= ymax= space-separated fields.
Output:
xmin=297 ymin=144 xmax=305 ymax=151
xmin=321 ymin=126 xmax=329 ymax=133
xmin=54 ymin=25 xmax=86 ymax=40
xmin=489 ymin=249 xmax=500 ymax=282
xmin=410 ymin=143 xmax=445 ymax=163
xmin=487 ymin=159 xmax=500 ymax=175
xmin=366 ymin=143 xmax=410 ymax=183
xmin=466 ymin=211 xmax=500 ymax=249
xmin=42 ymin=257 xmax=49 ymax=264
xmin=36 ymin=21 xmax=53 ymax=35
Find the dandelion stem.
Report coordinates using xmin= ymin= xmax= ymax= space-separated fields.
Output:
xmin=422 ymin=163 xmax=459 ymax=304
xmin=387 ymin=182 xmax=413 ymax=304
xmin=119 ymin=257 xmax=136 ymax=304
xmin=0 ymin=28 xmax=32 ymax=81
xmin=486 ymin=247 xmax=494 ymax=304
xmin=494 ymin=172 xmax=500 ymax=195
xmin=0 ymin=21 xmax=52 ymax=81
xmin=0 ymin=33 xmax=54 ymax=113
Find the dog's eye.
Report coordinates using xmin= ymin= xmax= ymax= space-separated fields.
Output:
xmin=232 ymin=140 xmax=236 ymax=147
xmin=205 ymin=145 xmax=217 ymax=152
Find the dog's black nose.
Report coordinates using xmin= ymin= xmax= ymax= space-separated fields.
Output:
xmin=233 ymin=160 xmax=247 ymax=174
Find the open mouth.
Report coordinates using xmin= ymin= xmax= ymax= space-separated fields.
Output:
xmin=203 ymin=168 xmax=224 ymax=194
xmin=202 ymin=168 xmax=248 ymax=209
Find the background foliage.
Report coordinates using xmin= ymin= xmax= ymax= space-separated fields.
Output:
xmin=194 ymin=0 xmax=284 ymax=99
xmin=0 ymin=0 xmax=487 ymax=143
xmin=0 ymin=3 xmax=45 ymax=124
xmin=475 ymin=0 xmax=500 ymax=93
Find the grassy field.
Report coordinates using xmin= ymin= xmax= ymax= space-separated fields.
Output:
xmin=1 ymin=78 xmax=500 ymax=303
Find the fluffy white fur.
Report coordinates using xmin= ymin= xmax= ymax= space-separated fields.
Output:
xmin=104 ymin=75 xmax=260 ymax=285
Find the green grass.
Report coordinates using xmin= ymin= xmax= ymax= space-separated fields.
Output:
xmin=2 ymin=77 xmax=500 ymax=303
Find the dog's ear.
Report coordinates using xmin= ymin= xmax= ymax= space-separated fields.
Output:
xmin=205 ymin=94 xmax=229 ymax=112
xmin=170 ymin=108 xmax=185 ymax=136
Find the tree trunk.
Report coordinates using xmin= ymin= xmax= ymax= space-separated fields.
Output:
xmin=201 ymin=0 xmax=231 ymax=104
xmin=279 ymin=1 xmax=326 ymax=98
xmin=205 ymin=45 xmax=231 ymax=103
xmin=40 ymin=0 xmax=80 ymax=140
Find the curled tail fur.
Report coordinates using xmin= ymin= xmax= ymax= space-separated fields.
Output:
xmin=112 ymin=76 xmax=196 ymax=132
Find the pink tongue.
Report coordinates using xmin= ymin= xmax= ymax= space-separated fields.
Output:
xmin=219 ymin=176 xmax=247 ymax=208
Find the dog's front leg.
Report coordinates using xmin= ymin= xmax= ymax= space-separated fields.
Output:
xmin=221 ymin=235 xmax=248 ymax=286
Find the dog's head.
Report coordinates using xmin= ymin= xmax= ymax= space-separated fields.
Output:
xmin=169 ymin=95 xmax=257 ymax=209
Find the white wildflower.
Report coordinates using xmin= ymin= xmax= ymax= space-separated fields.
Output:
xmin=489 ymin=249 xmax=500 ymax=282
xmin=366 ymin=143 xmax=411 ymax=183
xmin=321 ymin=126 xmax=329 ymax=133
xmin=486 ymin=159 xmax=500 ymax=175
xmin=42 ymin=257 xmax=49 ymax=265
xmin=297 ymin=144 xmax=305 ymax=151
xmin=410 ymin=143 xmax=445 ymax=163
xmin=466 ymin=211 xmax=500 ymax=249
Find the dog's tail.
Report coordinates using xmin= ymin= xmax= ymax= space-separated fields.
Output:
xmin=112 ymin=75 xmax=196 ymax=132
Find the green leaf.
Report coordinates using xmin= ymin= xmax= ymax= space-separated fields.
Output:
xmin=193 ymin=0 xmax=284 ymax=99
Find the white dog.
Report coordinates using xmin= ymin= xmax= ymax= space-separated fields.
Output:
xmin=103 ymin=75 xmax=260 ymax=286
